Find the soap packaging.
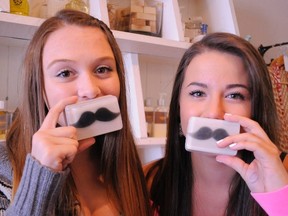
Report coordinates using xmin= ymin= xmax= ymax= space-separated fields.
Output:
xmin=64 ymin=95 xmax=123 ymax=140
xmin=185 ymin=116 xmax=240 ymax=156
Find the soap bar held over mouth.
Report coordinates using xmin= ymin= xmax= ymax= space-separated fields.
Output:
xmin=185 ymin=116 xmax=240 ymax=156
xmin=64 ymin=95 xmax=123 ymax=140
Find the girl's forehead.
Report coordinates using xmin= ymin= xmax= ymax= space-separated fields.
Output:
xmin=183 ymin=51 xmax=248 ymax=86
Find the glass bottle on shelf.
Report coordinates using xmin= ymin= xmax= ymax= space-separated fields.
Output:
xmin=46 ymin=0 xmax=68 ymax=18
xmin=0 ymin=101 xmax=7 ymax=140
xmin=39 ymin=0 xmax=48 ymax=18
xmin=144 ymin=98 xmax=154 ymax=137
xmin=192 ymin=23 xmax=208 ymax=43
xmin=65 ymin=0 xmax=89 ymax=14
xmin=10 ymin=0 xmax=29 ymax=16
xmin=152 ymin=93 xmax=168 ymax=137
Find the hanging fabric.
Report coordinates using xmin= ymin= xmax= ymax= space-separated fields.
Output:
xmin=268 ymin=55 xmax=288 ymax=151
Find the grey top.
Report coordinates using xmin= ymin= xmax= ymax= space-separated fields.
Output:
xmin=0 ymin=143 xmax=69 ymax=216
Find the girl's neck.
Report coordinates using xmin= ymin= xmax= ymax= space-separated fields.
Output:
xmin=191 ymin=152 xmax=235 ymax=185
xmin=191 ymin=152 xmax=235 ymax=216
xmin=71 ymin=147 xmax=99 ymax=181
xmin=70 ymin=147 xmax=120 ymax=216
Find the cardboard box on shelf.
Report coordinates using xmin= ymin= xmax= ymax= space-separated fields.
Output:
xmin=107 ymin=0 xmax=163 ymax=37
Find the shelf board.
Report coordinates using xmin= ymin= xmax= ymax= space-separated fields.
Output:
xmin=136 ymin=137 xmax=166 ymax=148
xmin=0 ymin=13 xmax=43 ymax=41
xmin=114 ymin=30 xmax=190 ymax=58
xmin=0 ymin=12 xmax=191 ymax=58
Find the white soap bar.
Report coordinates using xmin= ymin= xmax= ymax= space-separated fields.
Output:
xmin=185 ymin=117 xmax=240 ymax=156
xmin=64 ymin=95 xmax=122 ymax=140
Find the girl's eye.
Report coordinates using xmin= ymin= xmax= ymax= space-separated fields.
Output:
xmin=56 ymin=69 xmax=72 ymax=78
xmin=96 ymin=65 xmax=113 ymax=74
xmin=226 ymin=92 xmax=245 ymax=100
xmin=189 ymin=90 xmax=206 ymax=97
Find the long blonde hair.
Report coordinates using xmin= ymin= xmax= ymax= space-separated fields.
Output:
xmin=6 ymin=9 xmax=151 ymax=216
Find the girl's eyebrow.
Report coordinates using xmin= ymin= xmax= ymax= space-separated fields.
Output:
xmin=187 ymin=82 xmax=249 ymax=91
xmin=47 ymin=56 xmax=115 ymax=69
xmin=226 ymin=84 xmax=249 ymax=91
xmin=47 ymin=59 xmax=73 ymax=69
xmin=187 ymin=82 xmax=207 ymax=88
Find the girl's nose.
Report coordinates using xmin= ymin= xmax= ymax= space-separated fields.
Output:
xmin=77 ymin=73 xmax=101 ymax=99
xmin=203 ymin=97 xmax=225 ymax=120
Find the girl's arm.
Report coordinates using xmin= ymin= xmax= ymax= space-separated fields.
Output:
xmin=251 ymin=185 xmax=288 ymax=216
xmin=5 ymin=154 xmax=69 ymax=216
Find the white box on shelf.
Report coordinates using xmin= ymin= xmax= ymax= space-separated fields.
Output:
xmin=0 ymin=0 xmax=9 ymax=13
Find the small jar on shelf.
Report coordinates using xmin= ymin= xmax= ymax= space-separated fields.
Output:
xmin=192 ymin=23 xmax=208 ymax=43
xmin=0 ymin=101 xmax=7 ymax=140
xmin=152 ymin=93 xmax=168 ymax=137
xmin=65 ymin=0 xmax=89 ymax=14
xmin=144 ymin=98 xmax=154 ymax=137
xmin=10 ymin=0 xmax=29 ymax=16
xmin=46 ymin=0 xmax=68 ymax=18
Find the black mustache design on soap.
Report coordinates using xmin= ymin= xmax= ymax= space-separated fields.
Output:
xmin=191 ymin=127 xmax=229 ymax=141
xmin=72 ymin=107 xmax=120 ymax=128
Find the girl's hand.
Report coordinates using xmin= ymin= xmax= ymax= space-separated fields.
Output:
xmin=31 ymin=97 xmax=95 ymax=172
xmin=216 ymin=113 xmax=288 ymax=193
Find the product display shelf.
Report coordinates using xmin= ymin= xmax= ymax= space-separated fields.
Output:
xmin=0 ymin=0 xmax=239 ymax=153
xmin=0 ymin=12 xmax=190 ymax=58
xmin=136 ymin=137 xmax=166 ymax=148
xmin=0 ymin=12 xmax=187 ymax=148
xmin=0 ymin=12 xmax=42 ymax=45
xmin=94 ymin=0 xmax=189 ymax=148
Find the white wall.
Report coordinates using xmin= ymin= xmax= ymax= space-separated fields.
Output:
xmin=233 ymin=0 xmax=288 ymax=64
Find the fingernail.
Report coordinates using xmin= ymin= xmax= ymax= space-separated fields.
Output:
xmin=216 ymin=157 xmax=223 ymax=163
xmin=225 ymin=113 xmax=232 ymax=116
xmin=229 ymin=143 xmax=237 ymax=148
xmin=216 ymin=139 xmax=223 ymax=144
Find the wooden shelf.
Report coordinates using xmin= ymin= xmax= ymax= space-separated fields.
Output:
xmin=114 ymin=30 xmax=190 ymax=58
xmin=0 ymin=13 xmax=43 ymax=40
xmin=0 ymin=1 xmax=240 ymax=158
xmin=0 ymin=12 xmax=190 ymax=58
xmin=136 ymin=137 xmax=166 ymax=148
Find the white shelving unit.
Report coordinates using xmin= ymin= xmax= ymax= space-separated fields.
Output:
xmin=0 ymin=0 xmax=239 ymax=163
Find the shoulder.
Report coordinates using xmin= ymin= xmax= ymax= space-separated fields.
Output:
xmin=143 ymin=160 xmax=159 ymax=175
xmin=0 ymin=142 xmax=13 ymax=212
xmin=0 ymin=143 xmax=13 ymax=184
xmin=143 ymin=159 xmax=161 ymax=190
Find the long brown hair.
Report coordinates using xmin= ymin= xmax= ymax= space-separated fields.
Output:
xmin=147 ymin=32 xmax=280 ymax=216
xmin=6 ymin=9 xmax=151 ymax=216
